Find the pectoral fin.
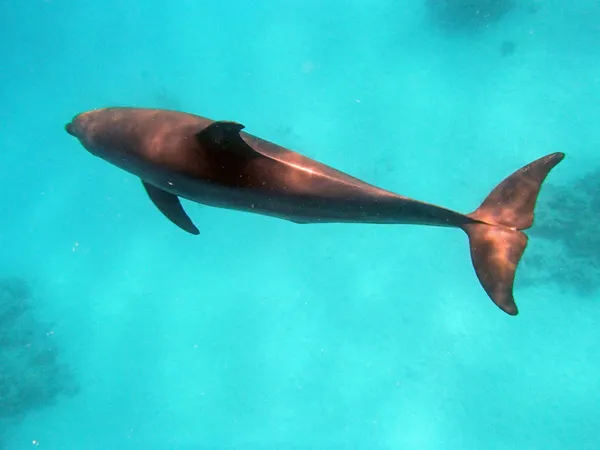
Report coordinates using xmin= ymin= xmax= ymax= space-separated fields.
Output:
xmin=142 ymin=181 xmax=199 ymax=235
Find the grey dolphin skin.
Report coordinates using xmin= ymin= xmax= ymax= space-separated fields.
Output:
xmin=65 ymin=107 xmax=564 ymax=316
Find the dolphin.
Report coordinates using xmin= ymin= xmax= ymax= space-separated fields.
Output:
xmin=65 ymin=107 xmax=564 ymax=315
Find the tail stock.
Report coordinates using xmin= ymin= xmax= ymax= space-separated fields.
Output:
xmin=462 ymin=152 xmax=565 ymax=315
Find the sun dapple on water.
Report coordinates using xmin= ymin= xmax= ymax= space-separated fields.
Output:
xmin=65 ymin=107 xmax=564 ymax=315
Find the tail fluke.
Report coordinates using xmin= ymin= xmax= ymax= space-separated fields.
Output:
xmin=462 ymin=224 xmax=527 ymax=315
xmin=462 ymin=152 xmax=565 ymax=315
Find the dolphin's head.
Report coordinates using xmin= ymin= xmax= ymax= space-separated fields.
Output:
xmin=65 ymin=111 xmax=94 ymax=137
xmin=65 ymin=107 xmax=158 ymax=175
xmin=65 ymin=108 xmax=131 ymax=164
xmin=64 ymin=117 xmax=78 ymax=137
xmin=65 ymin=110 xmax=103 ymax=155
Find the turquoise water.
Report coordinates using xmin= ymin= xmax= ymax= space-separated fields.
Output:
xmin=1 ymin=1 xmax=599 ymax=448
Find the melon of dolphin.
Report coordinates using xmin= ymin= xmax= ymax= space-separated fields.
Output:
xmin=65 ymin=107 xmax=565 ymax=315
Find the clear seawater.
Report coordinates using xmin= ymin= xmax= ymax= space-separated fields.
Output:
xmin=1 ymin=1 xmax=599 ymax=448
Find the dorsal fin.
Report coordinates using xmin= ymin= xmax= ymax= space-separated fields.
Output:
xmin=195 ymin=121 xmax=258 ymax=158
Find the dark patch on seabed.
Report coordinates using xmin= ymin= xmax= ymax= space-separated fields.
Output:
xmin=0 ymin=277 xmax=79 ymax=449
xmin=519 ymin=167 xmax=600 ymax=296
xmin=500 ymin=40 xmax=517 ymax=56
xmin=425 ymin=0 xmax=516 ymax=31
xmin=425 ymin=0 xmax=545 ymax=33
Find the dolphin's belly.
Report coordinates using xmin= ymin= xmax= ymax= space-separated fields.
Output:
xmin=156 ymin=171 xmax=459 ymax=226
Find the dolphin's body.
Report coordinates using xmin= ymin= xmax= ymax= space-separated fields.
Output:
xmin=65 ymin=107 xmax=564 ymax=315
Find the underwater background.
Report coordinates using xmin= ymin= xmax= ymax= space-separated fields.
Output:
xmin=1 ymin=0 xmax=600 ymax=448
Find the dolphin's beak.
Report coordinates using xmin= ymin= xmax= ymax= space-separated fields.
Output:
xmin=65 ymin=122 xmax=75 ymax=136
